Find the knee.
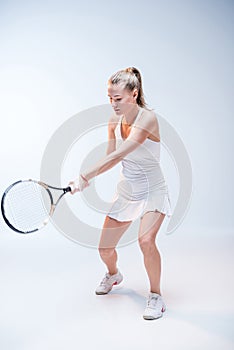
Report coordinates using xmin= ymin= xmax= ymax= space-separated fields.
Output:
xmin=138 ymin=236 xmax=155 ymax=253
xmin=98 ymin=247 xmax=115 ymax=259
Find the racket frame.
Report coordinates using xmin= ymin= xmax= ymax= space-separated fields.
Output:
xmin=1 ymin=179 xmax=71 ymax=234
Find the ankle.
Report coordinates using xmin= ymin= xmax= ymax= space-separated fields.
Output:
xmin=150 ymin=290 xmax=161 ymax=296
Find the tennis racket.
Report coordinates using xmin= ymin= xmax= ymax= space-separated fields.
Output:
xmin=1 ymin=179 xmax=71 ymax=234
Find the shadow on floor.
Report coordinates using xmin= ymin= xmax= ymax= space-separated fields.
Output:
xmin=109 ymin=287 xmax=146 ymax=308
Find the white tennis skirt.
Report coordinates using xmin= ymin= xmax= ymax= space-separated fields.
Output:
xmin=107 ymin=179 xmax=172 ymax=222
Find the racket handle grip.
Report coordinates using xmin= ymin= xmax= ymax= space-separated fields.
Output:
xmin=64 ymin=186 xmax=72 ymax=193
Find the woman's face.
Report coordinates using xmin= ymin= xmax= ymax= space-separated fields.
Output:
xmin=107 ymin=83 xmax=138 ymax=116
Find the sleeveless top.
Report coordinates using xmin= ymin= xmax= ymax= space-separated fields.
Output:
xmin=107 ymin=107 xmax=172 ymax=221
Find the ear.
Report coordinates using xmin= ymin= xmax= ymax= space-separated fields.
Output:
xmin=132 ymin=88 xmax=138 ymax=101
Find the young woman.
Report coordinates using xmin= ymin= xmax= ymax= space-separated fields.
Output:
xmin=69 ymin=67 xmax=172 ymax=320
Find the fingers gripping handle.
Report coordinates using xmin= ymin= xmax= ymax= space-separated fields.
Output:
xmin=69 ymin=175 xmax=90 ymax=194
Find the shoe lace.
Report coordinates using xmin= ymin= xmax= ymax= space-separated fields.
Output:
xmin=100 ymin=273 xmax=110 ymax=286
xmin=147 ymin=295 xmax=159 ymax=308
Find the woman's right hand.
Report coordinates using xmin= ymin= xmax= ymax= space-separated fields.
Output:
xmin=69 ymin=175 xmax=90 ymax=194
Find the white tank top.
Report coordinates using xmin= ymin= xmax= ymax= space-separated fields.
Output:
xmin=114 ymin=107 xmax=168 ymax=200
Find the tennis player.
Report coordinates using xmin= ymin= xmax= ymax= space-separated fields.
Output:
xmin=69 ymin=67 xmax=172 ymax=320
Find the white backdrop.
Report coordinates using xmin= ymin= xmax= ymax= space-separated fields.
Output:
xmin=0 ymin=1 xmax=233 ymax=349
xmin=0 ymin=0 xmax=233 ymax=235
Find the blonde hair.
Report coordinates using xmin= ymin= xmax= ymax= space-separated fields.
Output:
xmin=108 ymin=67 xmax=147 ymax=108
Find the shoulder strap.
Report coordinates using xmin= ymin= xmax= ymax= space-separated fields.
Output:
xmin=132 ymin=107 xmax=143 ymax=127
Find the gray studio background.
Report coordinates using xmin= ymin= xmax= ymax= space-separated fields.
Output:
xmin=0 ymin=1 xmax=233 ymax=350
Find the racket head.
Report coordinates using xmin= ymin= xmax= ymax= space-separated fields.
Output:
xmin=1 ymin=180 xmax=53 ymax=234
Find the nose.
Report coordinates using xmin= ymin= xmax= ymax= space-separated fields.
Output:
xmin=112 ymin=103 xmax=119 ymax=111
xmin=111 ymin=101 xmax=118 ymax=108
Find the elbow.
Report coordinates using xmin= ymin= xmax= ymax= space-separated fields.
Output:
xmin=108 ymin=153 xmax=124 ymax=168
xmin=109 ymin=154 xmax=123 ymax=165
xmin=106 ymin=145 xmax=116 ymax=156
xmin=112 ymin=151 xmax=124 ymax=162
xmin=116 ymin=150 xmax=130 ymax=161
xmin=106 ymin=148 xmax=116 ymax=156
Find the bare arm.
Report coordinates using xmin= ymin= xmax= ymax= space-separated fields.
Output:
xmin=106 ymin=115 xmax=118 ymax=155
xmin=83 ymin=112 xmax=156 ymax=181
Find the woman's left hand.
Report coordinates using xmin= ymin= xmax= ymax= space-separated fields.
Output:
xmin=69 ymin=175 xmax=90 ymax=194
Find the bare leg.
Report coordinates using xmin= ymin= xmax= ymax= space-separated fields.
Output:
xmin=138 ymin=211 xmax=165 ymax=295
xmin=98 ymin=216 xmax=132 ymax=275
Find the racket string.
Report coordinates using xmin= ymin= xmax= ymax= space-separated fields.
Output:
xmin=4 ymin=182 xmax=52 ymax=232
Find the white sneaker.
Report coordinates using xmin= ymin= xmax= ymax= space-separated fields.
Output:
xmin=143 ymin=292 xmax=166 ymax=320
xmin=95 ymin=270 xmax=123 ymax=295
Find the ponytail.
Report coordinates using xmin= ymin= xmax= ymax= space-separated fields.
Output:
xmin=108 ymin=67 xmax=147 ymax=108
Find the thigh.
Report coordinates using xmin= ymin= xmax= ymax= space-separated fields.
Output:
xmin=138 ymin=211 xmax=166 ymax=241
xmin=99 ymin=216 xmax=132 ymax=249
